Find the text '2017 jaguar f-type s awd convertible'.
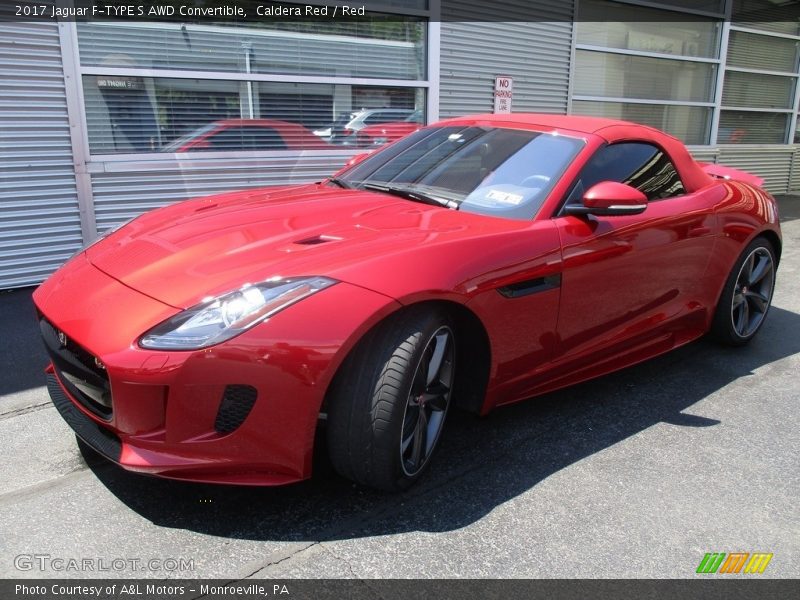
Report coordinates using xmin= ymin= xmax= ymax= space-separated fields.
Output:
xmin=34 ymin=114 xmax=781 ymax=491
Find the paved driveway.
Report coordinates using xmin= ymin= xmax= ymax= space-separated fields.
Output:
xmin=1 ymin=199 xmax=798 ymax=579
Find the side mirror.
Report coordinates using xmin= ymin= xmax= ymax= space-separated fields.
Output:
xmin=565 ymin=181 xmax=648 ymax=217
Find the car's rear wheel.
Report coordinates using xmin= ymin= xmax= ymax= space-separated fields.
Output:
xmin=711 ymin=237 xmax=776 ymax=345
xmin=326 ymin=308 xmax=455 ymax=491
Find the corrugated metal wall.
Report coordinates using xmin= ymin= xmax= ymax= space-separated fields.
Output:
xmin=439 ymin=1 xmax=574 ymax=117
xmin=687 ymin=147 xmax=720 ymax=164
xmin=691 ymin=146 xmax=800 ymax=195
xmin=692 ymin=145 xmax=800 ymax=194
xmin=0 ymin=19 xmax=83 ymax=289
xmin=89 ymin=152 xmax=353 ymax=232
xmin=716 ymin=147 xmax=795 ymax=195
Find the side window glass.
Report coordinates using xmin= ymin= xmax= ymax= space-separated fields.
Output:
xmin=242 ymin=127 xmax=287 ymax=150
xmin=208 ymin=128 xmax=247 ymax=150
xmin=207 ymin=127 xmax=287 ymax=150
xmin=365 ymin=113 xmax=391 ymax=125
xmin=567 ymin=142 xmax=686 ymax=205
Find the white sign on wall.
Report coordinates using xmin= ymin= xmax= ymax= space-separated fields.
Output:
xmin=493 ymin=76 xmax=513 ymax=113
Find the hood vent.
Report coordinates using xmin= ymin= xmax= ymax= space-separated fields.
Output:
xmin=294 ymin=234 xmax=342 ymax=246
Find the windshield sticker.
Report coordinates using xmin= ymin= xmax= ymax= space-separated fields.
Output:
xmin=486 ymin=189 xmax=524 ymax=205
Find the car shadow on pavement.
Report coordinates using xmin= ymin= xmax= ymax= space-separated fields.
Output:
xmin=0 ymin=288 xmax=48 ymax=397
xmin=79 ymin=304 xmax=800 ymax=542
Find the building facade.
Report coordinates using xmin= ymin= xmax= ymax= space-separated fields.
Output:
xmin=1 ymin=0 xmax=799 ymax=288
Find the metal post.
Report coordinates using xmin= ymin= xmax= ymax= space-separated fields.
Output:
xmin=57 ymin=13 xmax=98 ymax=243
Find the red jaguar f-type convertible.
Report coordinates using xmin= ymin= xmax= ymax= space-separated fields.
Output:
xmin=34 ymin=114 xmax=781 ymax=491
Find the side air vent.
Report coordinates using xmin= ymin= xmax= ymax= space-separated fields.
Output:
xmin=214 ymin=385 xmax=257 ymax=435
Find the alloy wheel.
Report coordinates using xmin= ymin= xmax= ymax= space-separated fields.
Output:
xmin=399 ymin=326 xmax=455 ymax=477
xmin=731 ymin=246 xmax=775 ymax=338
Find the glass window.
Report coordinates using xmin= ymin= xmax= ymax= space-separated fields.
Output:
xmin=77 ymin=15 xmax=426 ymax=80
xmin=340 ymin=126 xmax=585 ymax=220
xmin=722 ymin=71 xmax=796 ymax=109
xmin=732 ymin=0 xmax=800 ymax=35
xmin=576 ymin=0 xmax=721 ymax=58
xmin=572 ymin=100 xmax=712 ymax=145
xmin=718 ymin=111 xmax=790 ymax=144
xmin=565 ymin=143 xmax=686 ymax=206
xmin=574 ymin=50 xmax=716 ymax=102
xmin=573 ymin=0 xmax=721 ymax=146
xmin=727 ymin=30 xmax=799 ymax=73
xmin=654 ymin=0 xmax=725 ymax=12
xmin=83 ymin=75 xmax=425 ymax=154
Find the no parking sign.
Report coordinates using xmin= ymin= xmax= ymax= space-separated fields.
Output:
xmin=494 ymin=76 xmax=513 ymax=113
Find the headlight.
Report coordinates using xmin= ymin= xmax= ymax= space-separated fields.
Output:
xmin=139 ymin=276 xmax=337 ymax=350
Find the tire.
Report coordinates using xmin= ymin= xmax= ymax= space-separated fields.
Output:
xmin=326 ymin=307 xmax=456 ymax=492
xmin=711 ymin=236 xmax=777 ymax=346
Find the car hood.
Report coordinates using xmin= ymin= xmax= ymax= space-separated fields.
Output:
xmin=86 ymin=184 xmax=526 ymax=309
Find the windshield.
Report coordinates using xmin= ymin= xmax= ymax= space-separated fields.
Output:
xmin=339 ymin=126 xmax=585 ymax=220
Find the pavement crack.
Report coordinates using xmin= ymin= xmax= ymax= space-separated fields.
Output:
xmin=320 ymin=543 xmax=359 ymax=578
xmin=0 ymin=401 xmax=52 ymax=421
xmin=240 ymin=541 xmax=320 ymax=579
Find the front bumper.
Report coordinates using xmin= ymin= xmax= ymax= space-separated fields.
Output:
xmin=34 ymin=254 xmax=399 ymax=485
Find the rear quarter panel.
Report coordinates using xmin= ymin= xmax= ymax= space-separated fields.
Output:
xmin=705 ymin=180 xmax=781 ymax=309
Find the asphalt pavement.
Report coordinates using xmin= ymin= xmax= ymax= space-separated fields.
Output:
xmin=1 ymin=198 xmax=798 ymax=579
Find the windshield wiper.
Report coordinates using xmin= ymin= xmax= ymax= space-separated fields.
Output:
xmin=361 ymin=183 xmax=458 ymax=209
xmin=326 ymin=177 xmax=353 ymax=189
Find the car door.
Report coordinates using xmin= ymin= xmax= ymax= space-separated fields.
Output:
xmin=550 ymin=141 xmax=717 ymax=373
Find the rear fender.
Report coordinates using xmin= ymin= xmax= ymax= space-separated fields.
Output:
xmin=699 ymin=162 xmax=764 ymax=187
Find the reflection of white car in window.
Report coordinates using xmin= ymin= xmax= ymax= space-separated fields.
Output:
xmin=314 ymin=108 xmax=416 ymax=144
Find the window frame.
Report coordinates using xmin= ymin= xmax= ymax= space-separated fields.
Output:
xmin=64 ymin=7 xmax=435 ymax=162
xmin=554 ymin=140 xmax=687 ymax=218
xmin=719 ymin=25 xmax=800 ymax=145
xmin=570 ymin=0 xmax=724 ymax=145
xmin=570 ymin=0 xmax=800 ymax=146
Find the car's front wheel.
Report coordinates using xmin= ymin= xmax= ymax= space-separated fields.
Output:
xmin=711 ymin=236 xmax=777 ymax=345
xmin=327 ymin=308 xmax=455 ymax=491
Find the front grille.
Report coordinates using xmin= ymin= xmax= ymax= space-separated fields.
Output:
xmin=47 ymin=373 xmax=122 ymax=462
xmin=214 ymin=385 xmax=257 ymax=435
xmin=40 ymin=319 xmax=112 ymax=420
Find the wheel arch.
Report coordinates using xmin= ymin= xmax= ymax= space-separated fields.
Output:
xmin=758 ymin=229 xmax=782 ymax=267
xmin=709 ymin=227 xmax=782 ymax=316
xmin=322 ymin=299 xmax=492 ymax=416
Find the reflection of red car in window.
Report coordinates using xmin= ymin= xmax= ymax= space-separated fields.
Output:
xmin=163 ymin=119 xmax=332 ymax=152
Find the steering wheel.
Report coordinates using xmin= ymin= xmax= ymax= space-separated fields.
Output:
xmin=520 ymin=175 xmax=551 ymax=187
